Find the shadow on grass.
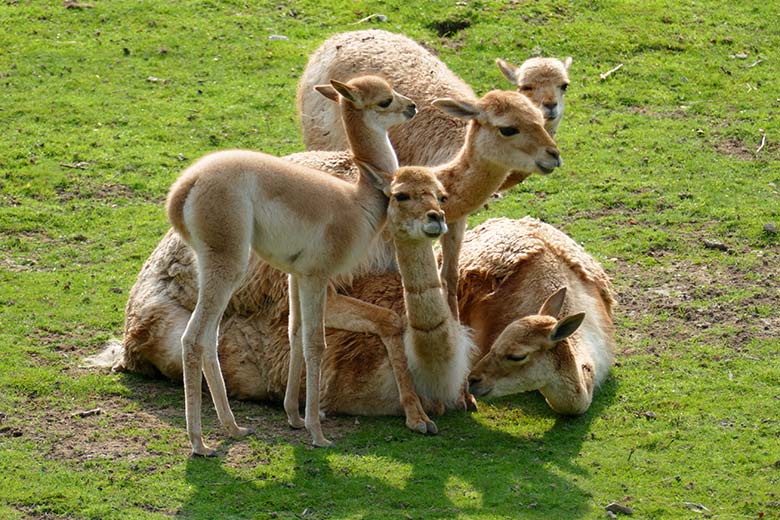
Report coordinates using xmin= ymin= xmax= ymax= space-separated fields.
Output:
xmin=166 ymin=378 xmax=619 ymax=519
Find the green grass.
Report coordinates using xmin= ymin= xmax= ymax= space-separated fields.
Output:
xmin=1 ymin=1 xmax=779 ymax=519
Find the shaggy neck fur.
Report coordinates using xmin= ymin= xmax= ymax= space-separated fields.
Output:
xmin=394 ymin=236 xmax=472 ymax=405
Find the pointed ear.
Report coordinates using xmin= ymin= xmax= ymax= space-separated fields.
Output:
xmin=495 ymin=58 xmax=519 ymax=84
xmin=562 ymin=56 xmax=573 ymax=72
xmin=550 ymin=312 xmax=585 ymax=343
xmin=432 ymin=98 xmax=481 ymax=120
xmin=314 ymin=84 xmax=340 ymax=102
xmin=539 ymin=287 xmax=567 ymax=317
xmin=330 ymin=79 xmax=359 ymax=104
xmin=354 ymin=159 xmax=391 ymax=193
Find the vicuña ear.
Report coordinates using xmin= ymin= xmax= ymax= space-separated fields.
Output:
xmin=432 ymin=98 xmax=481 ymax=120
xmin=539 ymin=287 xmax=567 ymax=317
xmin=495 ymin=58 xmax=519 ymax=84
xmin=354 ymin=159 xmax=391 ymax=193
xmin=562 ymin=56 xmax=573 ymax=72
xmin=330 ymin=79 xmax=359 ymax=105
xmin=550 ymin=312 xmax=585 ymax=343
xmin=314 ymin=84 xmax=340 ymax=102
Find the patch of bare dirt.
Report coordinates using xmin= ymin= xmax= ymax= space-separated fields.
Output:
xmin=613 ymin=248 xmax=779 ymax=356
xmin=713 ymin=137 xmax=755 ymax=160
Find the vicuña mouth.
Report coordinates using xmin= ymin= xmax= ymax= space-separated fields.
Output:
xmin=536 ymin=162 xmax=556 ymax=174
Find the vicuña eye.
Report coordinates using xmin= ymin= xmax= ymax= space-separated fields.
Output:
xmin=378 ymin=99 xmax=393 ymax=108
xmin=499 ymin=127 xmax=519 ymax=137
xmin=560 ymin=83 xmax=569 ymax=92
xmin=507 ymin=353 xmax=528 ymax=362
xmin=439 ymin=195 xmax=448 ymax=204
xmin=394 ymin=193 xmax=410 ymax=202
xmin=519 ymin=85 xmax=533 ymax=92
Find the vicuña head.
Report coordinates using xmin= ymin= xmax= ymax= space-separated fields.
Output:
xmin=387 ymin=166 xmax=448 ymax=242
xmin=313 ymin=75 xmax=416 ymax=172
xmin=468 ymin=287 xmax=585 ymax=408
xmin=496 ymin=56 xmax=572 ymax=137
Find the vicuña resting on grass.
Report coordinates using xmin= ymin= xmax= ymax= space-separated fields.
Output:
xmin=297 ymin=29 xmax=566 ymax=316
xmin=458 ymin=217 xmax=615 ymax=415
xmin=166 ymin=75 xmax=416 ymax=454
xmin=88 ymin=217 xmax=615 ymax=419
xmin=298 ymin=29 xmax=571 ymax=164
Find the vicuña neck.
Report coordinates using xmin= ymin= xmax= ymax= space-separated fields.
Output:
xmin=342 ymin=104 xmax=399 ymax=174
xmin=434 ymin=124 xmax=509 ymax=221
xmin=394 ymin=238 xmax=449 ymax=333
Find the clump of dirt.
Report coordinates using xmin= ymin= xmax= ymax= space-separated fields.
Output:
xmin=427 ymin=17 xmax=472 ymax=37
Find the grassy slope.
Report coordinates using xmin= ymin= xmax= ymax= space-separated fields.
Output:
xmin=0 ymin=1 xmax=778 ymax=518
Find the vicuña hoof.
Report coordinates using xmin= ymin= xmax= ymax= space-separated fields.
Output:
xmin=191 ymin=445 xmax=218 ymax=458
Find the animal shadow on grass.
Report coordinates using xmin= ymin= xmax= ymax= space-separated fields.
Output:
xmin=176 ymin=379 xmax=618 ymax=519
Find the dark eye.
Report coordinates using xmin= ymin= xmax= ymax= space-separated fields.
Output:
xmin=439 ymin=195 xmax=448 ymax=204
xmin=394 ymin=193 xmax=410 ymax=202
xmin=378 ymin=98 xmax=393 ymax=108
xmin=519 ymin=85 xmax=533 ymax=92
xmin=507 ymin=354 xmax=528 ymax=362
xmin=560 ymin=83 xmax=569 ymax=92
xmin=499 ymin=127 xmax=519 ymax=137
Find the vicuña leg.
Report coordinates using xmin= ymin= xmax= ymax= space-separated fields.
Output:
xmin=297 ymin=276 xmax=331 ymax=447
xmin=439 ymin=218 xmax=467 ymax=319
xmin=325 ymin=290 xmax=438 ymax=435
xmin=182 ymin=249 xmax=252 ymax=456
xmin=284 ymin=275 xmax=305 ymax=429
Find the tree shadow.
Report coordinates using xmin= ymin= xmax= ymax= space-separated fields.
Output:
xmin=171 ymin=378 xmax=619 ymax=519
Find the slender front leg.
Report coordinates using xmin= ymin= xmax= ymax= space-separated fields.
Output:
xmin=439 ymin=218 xmax=467 ymax=320
xmin=297 ymin=276 xmax=331 ymax=447
xmin=284 ymin=275 xmax=305 ymax=429
xmin=325 ymin=290 xmax=437 ymax=435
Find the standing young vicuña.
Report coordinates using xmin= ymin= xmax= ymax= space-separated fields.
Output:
xmin=166 ymin=76 xmax=416 ymax=454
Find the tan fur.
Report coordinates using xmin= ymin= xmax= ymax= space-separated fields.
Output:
xmin=297 ymin=30 xmax=567 ymax=320
xmin=389 ymin=167 xmax=476 ymax=411
xmin=91 ymin=217 xmax=612 ymax=417
xmin=298 ymin=29 xmax=475 ymax=167
xmin=461 ymin=217 xmax=615 ymax=415
xmin=166 ymin=75 xmax=419 ymax=454
xmin=496 ymin=56 xmax=572 ymax=137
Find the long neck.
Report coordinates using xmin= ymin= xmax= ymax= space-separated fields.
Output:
xmin=434 ymin=123 xmax=510 ymax=221
xmin=342 ymin=103 xmax=399 ymax=173
xmin=394 ymin=238 xmax=451 ymax=342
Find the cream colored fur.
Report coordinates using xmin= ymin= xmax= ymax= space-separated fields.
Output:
xmin=166 ymin=75 xmax=417 ymax=454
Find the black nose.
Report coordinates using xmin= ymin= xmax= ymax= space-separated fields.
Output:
xmin=547 ymin=148 xmax=560 ymax=161
xmin=468 ymin=375 xmax=481 ymax=386
xmin=427 ymin=211 xmax=442 ymax=223
xmin=544 ymin=102 xmax=557 ymax=110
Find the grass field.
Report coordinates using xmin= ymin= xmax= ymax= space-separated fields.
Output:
xmin=1 ymin=1 xmax=778 ymax=519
